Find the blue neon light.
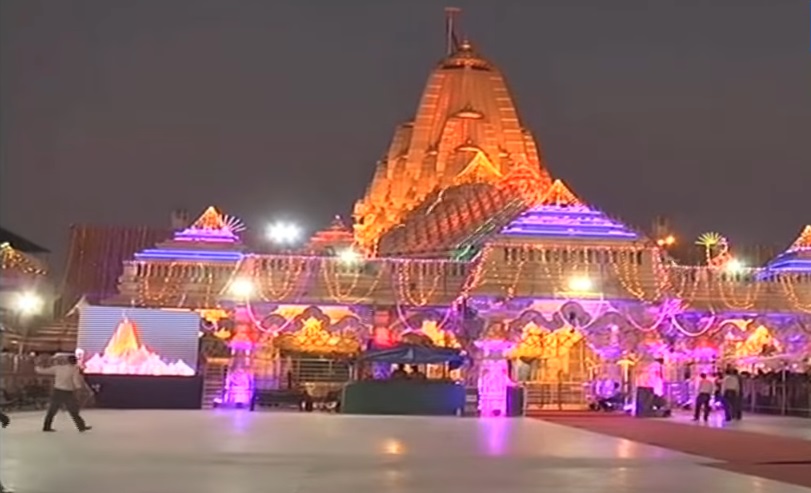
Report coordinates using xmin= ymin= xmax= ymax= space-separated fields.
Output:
xmin=500 ymin=204 xmax=639 ymax=240
xmin=134 ymin=249 xmax=243 ymax=262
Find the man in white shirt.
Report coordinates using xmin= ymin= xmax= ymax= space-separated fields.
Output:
xmin=35 ymin=355 xmax=92 ymax=432
xmin=693 ymin=372 xmax=714 ymax=422
xmin=721 ymin=369 xmax=741 ymax=422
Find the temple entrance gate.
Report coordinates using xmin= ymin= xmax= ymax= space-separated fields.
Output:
xmin=511 ymin=326 xmax=597 ymax=411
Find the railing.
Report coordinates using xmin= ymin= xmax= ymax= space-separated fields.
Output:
xmin=0 ymin=373 xmax=52 ymax=411
xmin=741 ymin=376 xmax=811 ymax=418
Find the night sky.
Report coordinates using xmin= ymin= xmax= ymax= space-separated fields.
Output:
xmin=2 ymin=1 xmax=809 ymax=269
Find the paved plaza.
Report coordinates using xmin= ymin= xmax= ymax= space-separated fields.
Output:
xmin=1 ymin=410 xmax=809 ymax=493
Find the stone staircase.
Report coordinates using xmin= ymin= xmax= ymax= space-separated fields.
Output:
xmin=201 ymin=358 xmax=229 ymax=409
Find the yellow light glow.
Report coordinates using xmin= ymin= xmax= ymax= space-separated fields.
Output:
xmin=13 ymin=291 xmax=44 ymax=316
xmin=337 ymin=248 xmax=362 ymax=265
xmin=568 ymin=276 xmax=593 ymax=292
xmin=724 ymin=258 xmax=745 ymax=274
xmin=228 ymin=278 xmax=255 ymax=298
xmin=383 ymin=439 xmax=405 ymax=455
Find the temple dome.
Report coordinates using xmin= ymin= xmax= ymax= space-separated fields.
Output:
xmin=355 ymin=30 xmax=552 ymax=251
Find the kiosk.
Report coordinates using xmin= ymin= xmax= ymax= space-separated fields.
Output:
xmin=341 ymin=346 xmax=466 ymax=416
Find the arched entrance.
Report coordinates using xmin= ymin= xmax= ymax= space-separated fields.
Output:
xmin=510 ymin=323 xmax=598 ymax=411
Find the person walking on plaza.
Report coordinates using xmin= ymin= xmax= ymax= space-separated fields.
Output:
xmin=693 ymin=372 xmax=714 ymax=422
xmin=35 ymin=354 xmax=92 ymax=432
xmin=733 ymin=369 xmax=744 ymax=420
xmin=721 ymin=368 xmax=741 ymax=422
xmin=1 ymin=410 xmax=10 ymax=492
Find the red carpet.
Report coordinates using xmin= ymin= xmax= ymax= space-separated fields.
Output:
xmin=539 ymin=416 xmax=811 ymax=488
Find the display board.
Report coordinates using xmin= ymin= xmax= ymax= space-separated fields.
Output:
xmin=77 ymin=306 xmax=199 ymax=376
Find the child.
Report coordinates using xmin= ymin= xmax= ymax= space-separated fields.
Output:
xmin=0 ymin=410 xmax=9 ymax=492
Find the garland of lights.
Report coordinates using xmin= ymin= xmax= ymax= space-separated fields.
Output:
xmin=779 ymin=277 xmax=811 ymax=313
xmin=121 ymin=240 xmax=810 ymax=319
xmin=394 ymin=261 xmax=444 ymax=306
xmin=256 ymin=257 xmax=309 ymax=301
xmin=716 ymin=270 xmax=759 ymax=310
xmin=670 ymin=313 xmax=717 ymax=337
xmin=320 ymin=260 xmax=384 ymax=303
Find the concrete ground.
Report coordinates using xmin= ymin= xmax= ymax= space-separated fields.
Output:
xmin=1 ymin=410 xmax=809 ymax=493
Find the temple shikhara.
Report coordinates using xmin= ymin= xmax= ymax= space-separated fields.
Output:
xmin=35 ymin=11 xmax=810 ymax=413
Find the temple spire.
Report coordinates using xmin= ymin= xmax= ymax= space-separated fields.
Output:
xmin=445 ymin=7 xmax=461 ymax=56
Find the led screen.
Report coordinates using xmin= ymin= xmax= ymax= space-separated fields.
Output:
xmin=77 ymin=306 xmax=199 ymax=376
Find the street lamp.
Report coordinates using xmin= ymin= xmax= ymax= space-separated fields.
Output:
xmin=13 ymin=291 xmax=44 ymax=317
xmin=266 ymin=222 xmax=301 ymax=246
xmin=3 ymin=291 xmax=44 ymax=358
xmin=656 ymin=235 xmax=676 ymax=247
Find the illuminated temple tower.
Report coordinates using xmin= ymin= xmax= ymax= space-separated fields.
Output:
xmin=35 ymin=9 xmax=810 ymax=414
xmin=354 ymin=11 xmax=552 ymax=252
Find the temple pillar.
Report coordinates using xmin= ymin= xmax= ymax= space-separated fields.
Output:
xmin=474 ymin=339 xmax=516 ymax=417
xmin=222 ymin=307 xmax=256 ymax=407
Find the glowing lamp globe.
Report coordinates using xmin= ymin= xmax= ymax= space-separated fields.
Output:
xmin=724 ymin=258 xmax=745 ymax=274
xmin=228 ymin=278 xmax=255 ymax=299
xmin=568 ymin=276 xmax=593 ymax=292
xmin=266 ymin=222 xmax=301 ymax=245
xmin=337 ymin=248 xmax=362 ymax=265
xmin=13 ymin=291 xmax=43 ymax=316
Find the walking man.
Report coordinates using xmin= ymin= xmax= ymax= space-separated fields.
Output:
xmin=721 ymin=368 xmax=741 ymax=422
xmin=1 ymin=410 xmax=9 ymax=492
xmin=35 ymin=355 xmax=92 ymax=432
xmin=693 ymin=372 xmax=713 ymax=422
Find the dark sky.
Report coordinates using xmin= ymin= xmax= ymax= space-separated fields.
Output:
xmin=2 ymin=0 xmax=810 ymax=269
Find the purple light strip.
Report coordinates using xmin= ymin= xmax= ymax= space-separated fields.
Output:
xmin=173 ymin=227 xmax=239 ymax=243
xmin=135 ymin=249 xmax=243 ymax=261
xmin=501 ymin=204 xmax=639 ymax=239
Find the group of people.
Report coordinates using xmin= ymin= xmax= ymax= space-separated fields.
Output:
xmin=1 ymin=354 xmax=92 ymax=492
xmin=390 ymin=364 xmax=427 ymax=380
xmin=693 ymin=368 xmax=744 ymax=422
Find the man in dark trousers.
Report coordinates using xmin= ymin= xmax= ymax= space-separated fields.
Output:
xmin=693 ymin=373 xmax=714 ymax=422
xmin=721 ymin=368 xmax=741 ymax=422
xmin=35 ymin=355 xmax=92 ymax=432
xmin=1 ymin=410 xmax=10 ymax=492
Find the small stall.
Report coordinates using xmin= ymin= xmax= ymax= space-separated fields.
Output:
xmin=341 ymin=345 xmax=466 ymax=416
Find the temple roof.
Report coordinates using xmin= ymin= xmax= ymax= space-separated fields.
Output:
xmin=354 ymin=26 xmax=552 ymax=250
xmin=0 ymin=241 xmax=47 ymax=276
xmin=762 ymin=225 xmax=811 ymax=274
xmin=497 ymin=180 xmax=641 ymax=242
xmin=377 ymin=183 xmax=527 ymax=257
xmin=307 ymin=216 xmax=355 ymax=254
xmin=134 ymin=206 xmax=245 ymax=262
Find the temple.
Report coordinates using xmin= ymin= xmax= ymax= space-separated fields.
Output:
xmin=28 ymin=11 xmax=811 ymax=414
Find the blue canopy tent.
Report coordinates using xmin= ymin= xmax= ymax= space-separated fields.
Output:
xmin=359 ymin=345 xmax=466 ymax=366
xmin=343 ymin=345 xmax=468 ymax=415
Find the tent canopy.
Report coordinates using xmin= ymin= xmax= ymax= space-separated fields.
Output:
xmin=360 ymin=345 xmax=465 ymax=365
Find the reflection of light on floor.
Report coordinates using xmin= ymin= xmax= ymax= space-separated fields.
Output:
xmin=383 ymin=438 xmax=405 ymax=455
xmin=616 ymin=438 xmax=633 ymax=459
xmin=478 ymin=418 xmax=508 ymax=456
xmin=214 ymin=408 xmax=251 ymax=434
